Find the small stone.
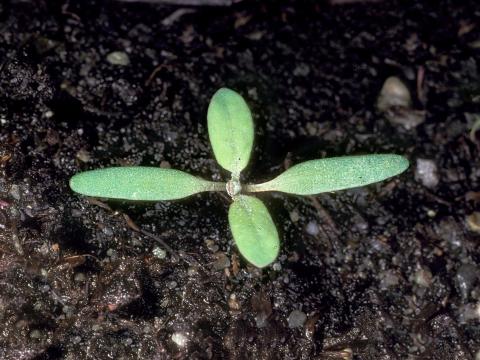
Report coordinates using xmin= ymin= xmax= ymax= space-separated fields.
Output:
xmin=380 ymin=270 xmax=399 ymax=289
xmin=160 ymin=160 xmax=171 ymax=168
xmin=455 ymin=264 xmax=479 ymax=299
xmin=102 ymin=226 xmax=113 ymax=236
xmin=212 ymin=252 xmax=230 ymax=270
xmin=167 ymin=281 xmax=177 ymax=289
xmin=171 ymin=332 xmax=188 ymax=347
xmin=272 ymin=262 xmax=282 ymax=271
xmin=414 ymin=268 xmax=432 ymax=287
xmin=72 ymin=336 xmax=82 ymax=344
xmin=63 ymin=305 xmax=75 ymax=317
xmin=293 ymin=63 xmax=310 ymax=77
xmin=106 ymin=51 xmax=130 ymax=66
xmin=252 ymin=291 xmax=272 ymax=328
xmin=187 ymin=267 xmax=198 ymax=277
xmin=415 ymin=159 xmax=439 ymax=188
xmin=289 ymin=209 xmax=300 ymax=223
xmin=228 ymin=294 xmax=241 ymax=311
xmin=9 ymin=184 xmax=21 ymax=200
xmin=466 ymin=212 xmax=480 ymax=233
xmin=205 ymin=239 xmax=219 ymax=253
xmin=152 ymin=246 xmax=167 ymax=259
xmin=458 ymin=303 xmax=480 ymax=323
xmin=74 ymin=272 xmax=86 ymax=282
xmin=377 ymin=76 xmax=411 ymax=111
xmin=255 ymin=313 xmax=269 ymax=328
xmin=427 ymin=209 xmax=436 ymax=217
xmin=76 ymin=149 xmax=91 ymax=163
xmin=305 ymin=221 xmax=319 ymax=236
xmin=386 ymin=108 xmax=426 ymax=130
xmin=287 ymin=310 xmax=307 ymax=328
xmin=106 ymin=248 xmax=117 ymax=258
xmin=30 ymin=330 xmax=42 ymax=339
xmin=209 ymin=244 xmax=219 ymax=253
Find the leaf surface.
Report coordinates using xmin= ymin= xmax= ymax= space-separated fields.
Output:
xmin=207 ymin=88 xmax=254 ymax=175
xmin=228 ymin=195 xmax=279 ymax=268
xmin=248 ymin=154 xmax=409 ymax=195
xmin=70 ymin=167 xmax=222 ymax=201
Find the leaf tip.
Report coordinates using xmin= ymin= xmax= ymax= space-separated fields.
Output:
xmin=69 ymin=172 xmax=84 ymax=194
xmin=389 ymin=154 xmax=410 ymax=175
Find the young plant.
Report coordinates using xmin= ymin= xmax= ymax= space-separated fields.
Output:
xmin=70 ymin=88 xmax=409 ymax=268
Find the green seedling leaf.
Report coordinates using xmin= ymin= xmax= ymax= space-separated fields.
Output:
xmin=207 ymin=88 xmax=254 ymax=175
xmin=228 ymin=195 xmax=279 ymax=268
xmin=70 ymin=167 xmax=224 ymax=201
xmin=248 ymin=154 xmax=409 ymax=195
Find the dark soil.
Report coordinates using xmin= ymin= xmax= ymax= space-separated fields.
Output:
xmin=1 ymin=0 xmax=480 ymax=359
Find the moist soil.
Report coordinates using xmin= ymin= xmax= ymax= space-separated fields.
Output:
xmin=1 ymin=1 xmax=480 ymax=359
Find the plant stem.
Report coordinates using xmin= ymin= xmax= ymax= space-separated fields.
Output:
xmin=207 ymin=181 xmax=227 ymax=192
xmin=243 ymin=182 xmax=270 ymax=193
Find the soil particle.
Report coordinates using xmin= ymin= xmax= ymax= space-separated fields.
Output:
xmin=287 ymin=309 xmax=307 ymax=329
xmin=415 ymin=158 xmax=440 ymax=188
xmin=1 ymin=0 xmax=480 ymax=359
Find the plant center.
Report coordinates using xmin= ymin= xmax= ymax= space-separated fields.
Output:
xmin=226 ymin=179 xmax=241 ymax=197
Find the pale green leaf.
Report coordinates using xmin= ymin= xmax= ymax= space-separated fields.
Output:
xmin=207 ymin=88 xmax=254 ymax=175
xmin=228 ymin=195 xmax=279 ymax=268
xmin=70 ymin=167 xmax=224 ymax=201
xmin=247 ymin=154 xmax=409 ymax=195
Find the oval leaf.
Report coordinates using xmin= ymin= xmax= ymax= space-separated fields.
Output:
xmin=207 ymin=88 xmax=254 ymax=175
xmin=248 ymin=154 xmax=409 ymax=195
xmin=228 ymin=195 xmax=279 ymax=268
xmin=70 ymin=167 xmax=223 ymax=201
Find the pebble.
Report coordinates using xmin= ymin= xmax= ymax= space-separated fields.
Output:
xmin=272 ymin=262 xmax=282 ymax=271
xmin=289 ymin=209 xmax=300 ymax=223
xmin=72 ymin=336 xmax=82 ymax=344
xmin=458 ymin=303 xmax=480 ymax=323
xmin=455 ymin=264 xmax=479 ymax=299
xmin=380 ymin=270 xmax=400 ymax=289
xmin=63 ymin=305 xmax=75 ymax=317
xmin=74 ymin=272 xmax=86 ymax=282
xmin=171 ymin=332 xmax=188 ymax=347
xmin=9 ymin=184 xmax=21 ymax=200
xmin=415 ymin=158 xmax=439 ymax=188
xmin=414 ymin=268 xmax=433 ymax=287
xmin=287 ymin=310 xmax=307 ymax=328
xmin=305 ymin=221 xmax=320 ymax=236
xmin=466 ymin=212 xmax=480 ymax=233
xmin=255 ymin=313 xmax=269 ymax=328
xmin=152 ymin=246 xmax=167 ymax=259
xmin=228 ymin=294 xmax=240 ymax=311
xmin=205 ymin=239 xmax=219 ymax=253
xmin=293 ymin=63 xmax=310 ymax=77
xmin=377 ymin=76 xmax=411 ymax=111
xmin=212 ymin=253 xmax=230 ymax=270
xmin=167 ymin=281 xmax=177 ymax=289
xmin=106 ymin=51 xmax=130 ymax=66
xmin=76 ymin=149 xmax=91 ymax=163
xmin=106 ymin=248 xmax=117 ymax=258
xmin=377 ymin=76 xmax=425 ymax=129
xmin=30 ymin=329 xmax=42 ymax=339
xmin=102 ymin=226 xmax=114 ymax=236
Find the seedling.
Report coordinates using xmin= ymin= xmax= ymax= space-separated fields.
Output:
xmin=70 ymin=88 xmax=409 ymax=268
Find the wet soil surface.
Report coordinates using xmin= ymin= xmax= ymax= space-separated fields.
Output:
xmin=1 ymin=0 xmax=480 ymax=359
